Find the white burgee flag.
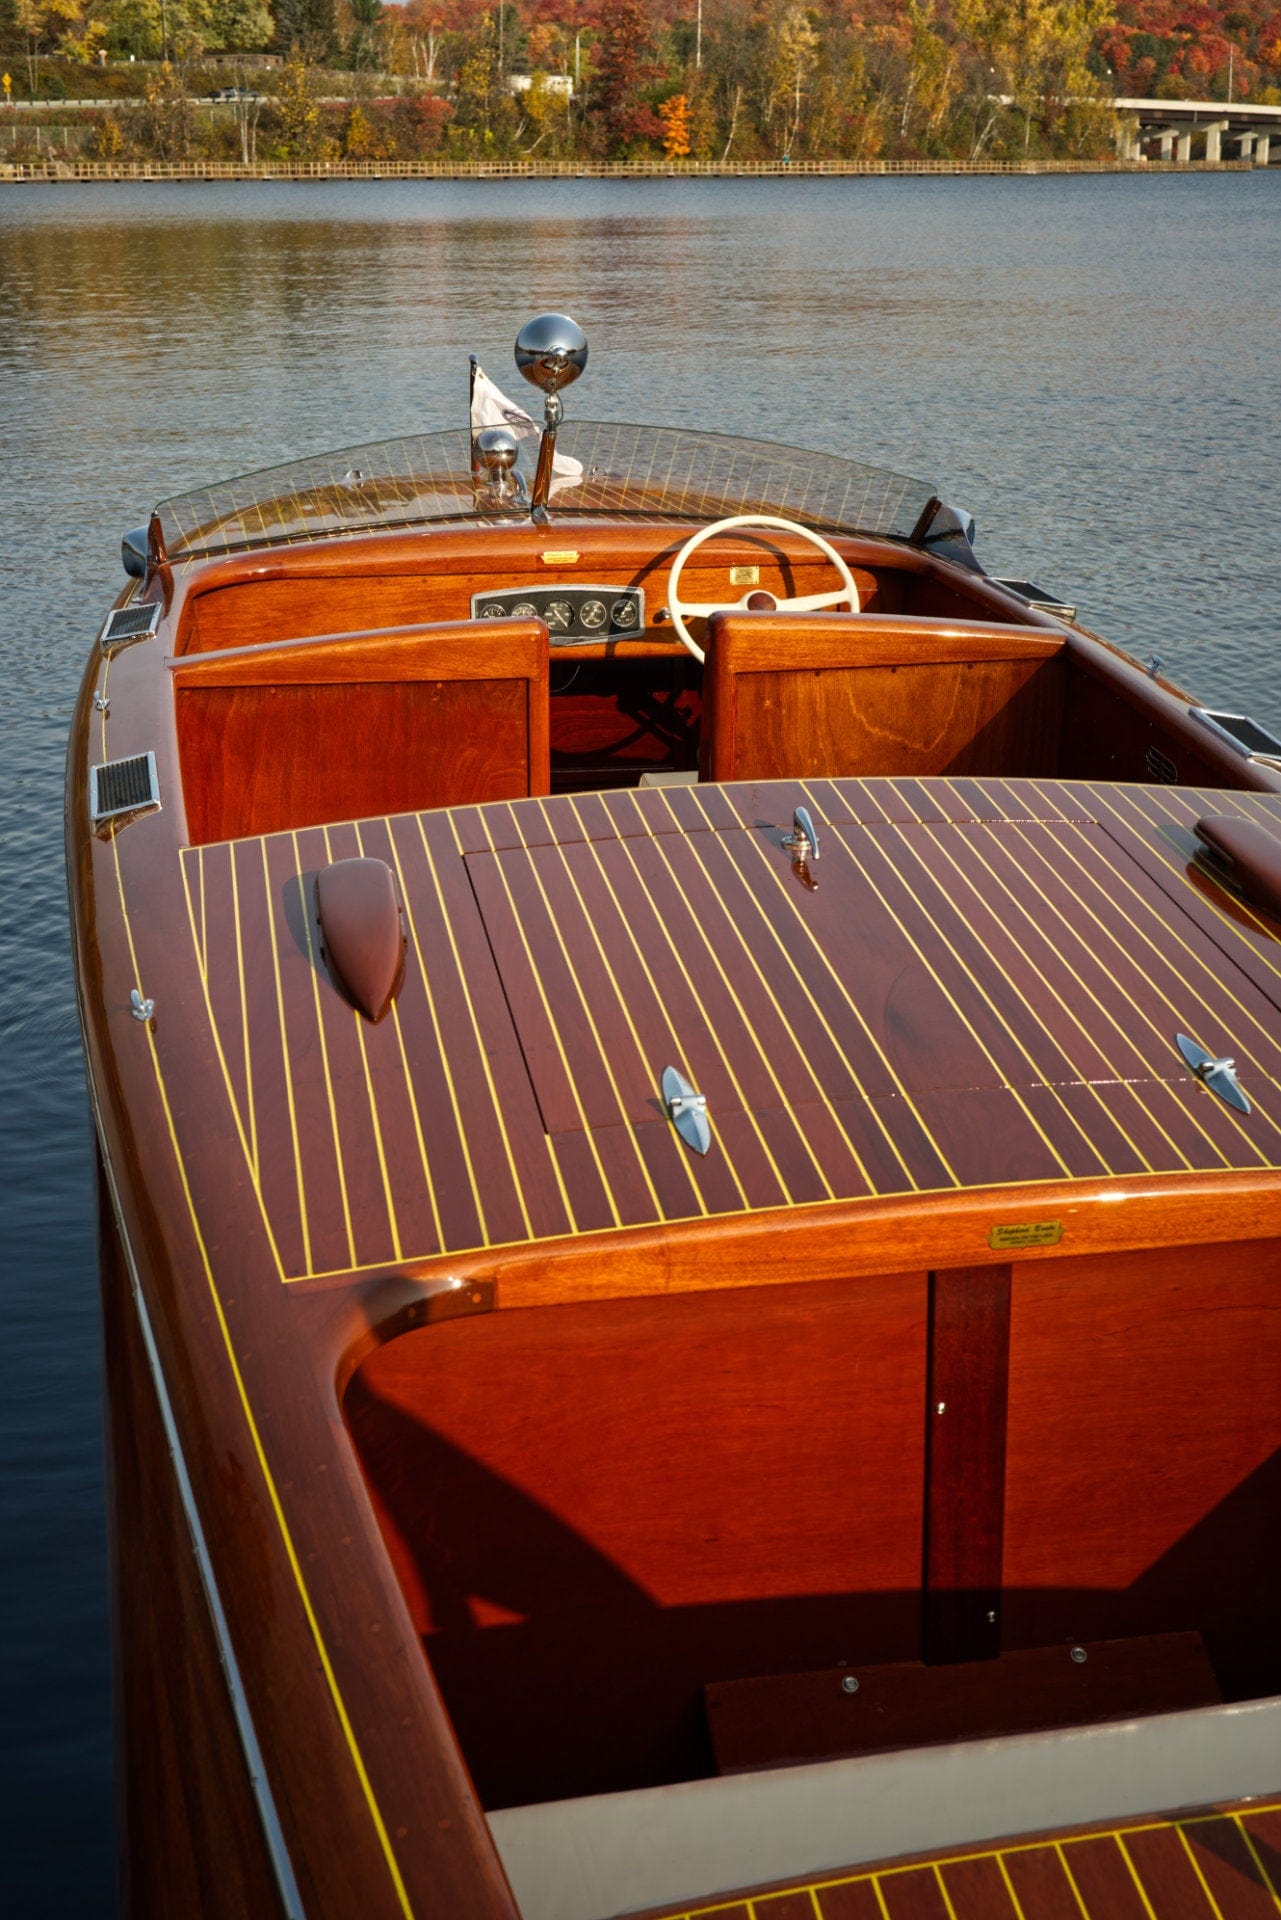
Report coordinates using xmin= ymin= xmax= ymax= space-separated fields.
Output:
xmin=470 ymin=363 xmax=584 ymax=484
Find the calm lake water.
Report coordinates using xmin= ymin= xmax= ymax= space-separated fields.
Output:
xmin=2 ymin=172 xmax=1279 ymax=1912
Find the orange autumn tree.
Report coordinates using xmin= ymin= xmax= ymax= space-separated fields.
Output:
xmin=659 ymin=89 xmax=691 ymax=154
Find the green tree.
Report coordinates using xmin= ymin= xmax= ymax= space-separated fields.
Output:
xmin=98 ymin=0 xmax=164 ymax=60
xmin=208 ymin=0 xmax=270 ymax=51
xmin=275 ymin=0 xmax=336 ymax=64
xmin=345 ymin=0 xmax=382 ymax=71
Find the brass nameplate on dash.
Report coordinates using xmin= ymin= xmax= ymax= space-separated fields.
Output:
xmin=540 ymin=549 xmax=580 ymax=565
xmin=729 ymin=565 xmax=760 ymax=586
xmin=989 ymin=1221 xmax=1062 ymax=1250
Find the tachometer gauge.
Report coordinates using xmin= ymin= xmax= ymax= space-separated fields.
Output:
xmin=545 ymin=601 xmax=573 ymax=631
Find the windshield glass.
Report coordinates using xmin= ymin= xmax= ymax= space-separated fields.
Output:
xmin=155 ymin=422 xmax=936 ymax=563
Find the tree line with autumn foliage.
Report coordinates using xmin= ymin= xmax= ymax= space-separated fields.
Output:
xmin=3 ymin=0 xmax=1279 ymax=164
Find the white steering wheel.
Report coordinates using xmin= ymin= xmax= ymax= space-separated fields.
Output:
xmin=666 ymin=513 xmax=860 ymax=665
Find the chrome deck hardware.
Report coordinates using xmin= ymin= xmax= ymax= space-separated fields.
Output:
xmin=661 ymin=1065 xmax=711 ymax=1156
xmin=472 ymin=425 xmax=528 ymax=507
xmin=782 ymin=806 xmax=819 ymax=862
xmin=782 ymin=807 xmax=820 ymax=886
xmin=1176 ymin=1032 xmax=1251 ymax=1114
xmin=130 ymin=988 xmax=154 ymax=1022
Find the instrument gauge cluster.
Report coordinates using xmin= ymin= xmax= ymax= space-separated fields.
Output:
xmin=471 ymin=584 xmax=645 ymax=644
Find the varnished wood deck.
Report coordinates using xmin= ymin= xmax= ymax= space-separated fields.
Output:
xmin=76 ymin=740 xmax=1281 ymax=1920
xmin=639 ymin=1797 xmax=1281 ymax=1920
xmin=174 ymin=775 xmax=1281 ymax=1283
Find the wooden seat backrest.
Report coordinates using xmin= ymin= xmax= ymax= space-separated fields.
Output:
xmin=701 ymin=611 xmax=1066 ymax=784
xmin=172 ymin=617 xmax=549 ymax=844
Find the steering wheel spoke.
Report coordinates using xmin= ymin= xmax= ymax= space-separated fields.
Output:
xmin=778 ymin=586 xmax=856 ymax=614
xmin=666 ymin=513 xmax=860 ymax=665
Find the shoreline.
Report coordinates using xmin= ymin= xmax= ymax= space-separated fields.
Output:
xmin=0 ymin=156 xmax=1267 ymax=184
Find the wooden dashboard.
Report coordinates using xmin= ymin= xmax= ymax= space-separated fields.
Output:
xmin=171 ymin=518 xmax=1034 ymax=660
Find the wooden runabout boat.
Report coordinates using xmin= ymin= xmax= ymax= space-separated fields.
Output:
xmin=68 ymin=316 xmax=1281 ymax=1920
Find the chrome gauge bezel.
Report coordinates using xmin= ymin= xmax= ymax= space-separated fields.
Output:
xmin=470 ymin=584 xmax=645 ymax=644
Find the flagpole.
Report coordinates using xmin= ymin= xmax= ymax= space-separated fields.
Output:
xmin=469 ymin=355 xmax=481 ymax=475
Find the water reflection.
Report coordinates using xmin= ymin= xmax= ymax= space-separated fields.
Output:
xmin=2 ymin=172 xmax=1278 ymax=1915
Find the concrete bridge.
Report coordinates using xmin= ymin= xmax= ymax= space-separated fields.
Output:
xmin=1113 ymin=96 xmax=1281 ymax=164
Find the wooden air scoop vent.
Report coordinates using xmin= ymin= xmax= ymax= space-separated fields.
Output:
xmin=1194 ymin=814 xmax=1281 ymax=920
xmin=315 ymin=857 xmax=406 ymax=1023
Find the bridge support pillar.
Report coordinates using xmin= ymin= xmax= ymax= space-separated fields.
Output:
xmin=1159 ymin=132 xmax=1174 ymax=159
xmin=1202 ymin=120 xmax=1229 ymax=162
xmin=1257 ymin=133 xmax=1272 ymax=165
xmin=1236 ymin=132 xmax=1256 ymax=160
xmin=1176 ymin=132 xmax=1192 ymax=161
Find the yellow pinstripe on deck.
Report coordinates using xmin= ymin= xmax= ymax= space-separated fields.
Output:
xmin=588 ymin=796 xmax=797 ymax=1205
xmin=906 ymin=784 xmax=1148 ymax=1172
xmin=175 ymin=779 xmax=1281 ymax=1283
xmin=655 ymin=1798 xmax=1281 ymax=1919
xmin=712 ymin=785 xmax=955 ymax=1188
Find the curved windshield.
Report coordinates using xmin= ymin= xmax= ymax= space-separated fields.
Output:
xmin=155 ymin=422 xmax=936 ymax=564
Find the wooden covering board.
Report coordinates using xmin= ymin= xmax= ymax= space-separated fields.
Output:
xmin=175 ymin=776 xmax=1281 ymax=1282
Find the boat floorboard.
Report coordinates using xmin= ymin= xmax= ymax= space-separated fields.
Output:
xmin=634 ymin=1795 xmax=1281 ymax=1919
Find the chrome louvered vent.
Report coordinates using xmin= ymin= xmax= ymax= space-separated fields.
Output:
xmin=90 ymin=752 xmax=160 ymax=827
xmin=100 ymin=602 xmax=161 ymax=653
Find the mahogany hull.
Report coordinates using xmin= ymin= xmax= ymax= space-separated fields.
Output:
xmin=68 ymin=510 xmax=1281 ymax=1918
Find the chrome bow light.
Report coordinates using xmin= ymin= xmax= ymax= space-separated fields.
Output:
xmin=515 ymin=313 xmax=587 ymax=521
xmin=515 ymin=311 xmax=588 ymax=394
xmin=472 ymin=424 xmax=527 ymax=506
